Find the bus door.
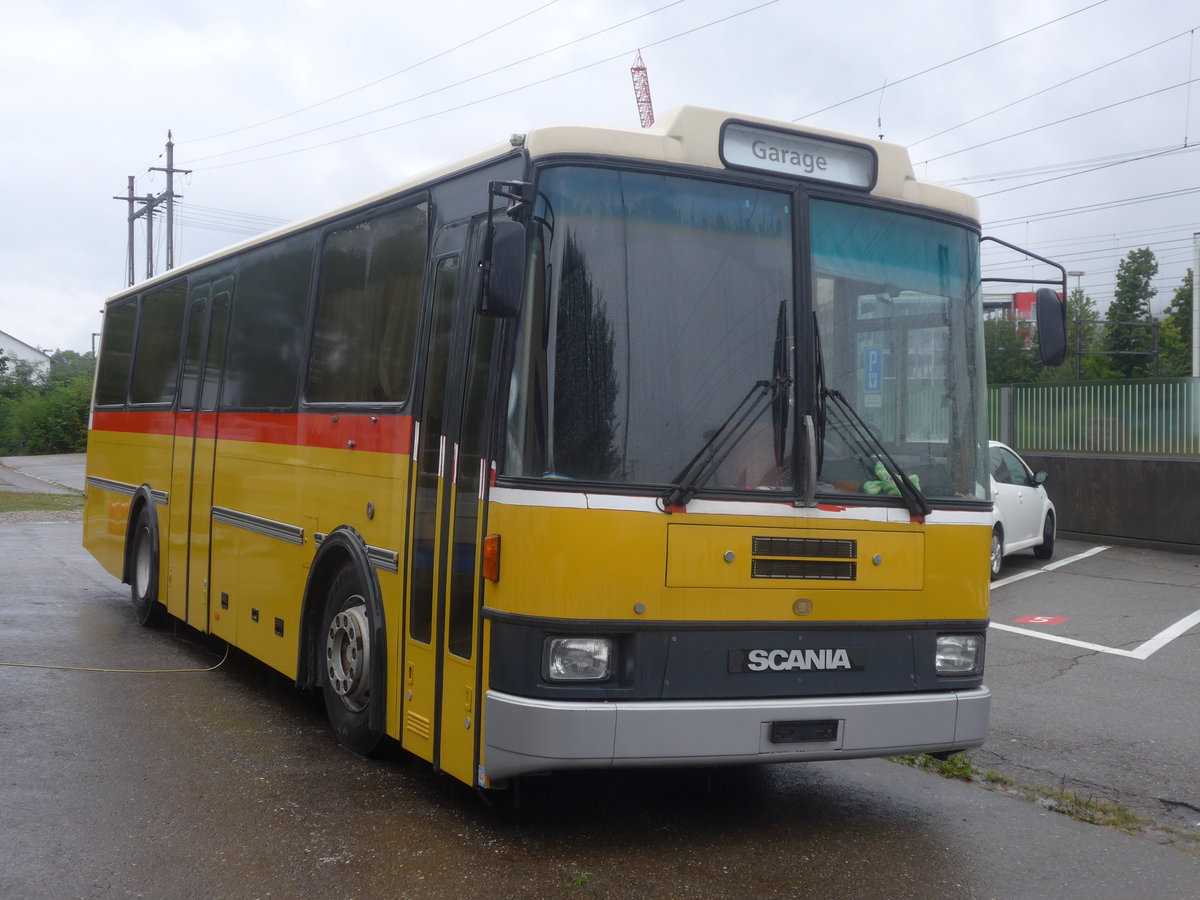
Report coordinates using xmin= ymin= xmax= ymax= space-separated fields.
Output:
xmin=165 ymin=279 xmax=231 ymax=632
xmin=404 ymin=219 xmax=499 ymax=784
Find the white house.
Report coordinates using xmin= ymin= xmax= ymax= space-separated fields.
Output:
xmin=0 ymin=329 xmax=52 ymax=377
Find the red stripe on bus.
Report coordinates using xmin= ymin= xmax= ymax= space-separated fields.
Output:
xmin=91 ymin=409 xmax=177 ymax=435
xmin=92 ymin=410 xmax=414 ymax=455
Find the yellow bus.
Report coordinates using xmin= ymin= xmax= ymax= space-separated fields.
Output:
xmin=84 ymin=106 xmax=1066 ymax=789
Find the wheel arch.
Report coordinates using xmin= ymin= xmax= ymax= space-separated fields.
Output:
xmin=298 ymin=527 xmax=388 ymax=737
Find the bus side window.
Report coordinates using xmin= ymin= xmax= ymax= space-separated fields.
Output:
xmin=222 ymin=233 xmax=316 ymax=411
xmin=307 ymin=202 xmax=429 ymax=405
xmin=94 ymin=300 xmax=138 ymax=407
xmin=200 ymin=295 xmax=230 ymax=413
xmin=129 ymin=282 xmax=187 ymax=406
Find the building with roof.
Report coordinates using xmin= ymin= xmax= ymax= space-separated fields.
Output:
xmin=0 ymin=329 xmax=52 ymax=377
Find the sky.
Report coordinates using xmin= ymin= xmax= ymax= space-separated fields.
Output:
xmin=1 ymin=0 xmax=1196 ymax=354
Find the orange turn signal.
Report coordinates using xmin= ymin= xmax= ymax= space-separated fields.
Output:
xmin=482 ymin=534 xmax=501 ymax=582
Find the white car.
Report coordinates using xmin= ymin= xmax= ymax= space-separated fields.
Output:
xmin=989 ymin=441 xmax=1055 ymax=580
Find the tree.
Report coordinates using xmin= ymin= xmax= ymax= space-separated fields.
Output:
xmin=1158 ymin=269 xmax=1194 ymax=377
xmin=48 ymin=349 xmax=97 ymax=386
xmin=984 ymin=314 xmax=1040 ymax=385
xmin=1101 ymin=248 xmax=1158 ymax=378
xmin=0 ymin=349 xmax=95 ymax=455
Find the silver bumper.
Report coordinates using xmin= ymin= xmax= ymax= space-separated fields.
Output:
xmin=480 ymin=687 xmax=990 ymax=784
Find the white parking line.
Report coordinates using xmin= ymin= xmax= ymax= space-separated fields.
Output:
xmin=991 ymin=610 xmax=1200 ymax=660
xmin=989 ymin=545 xmax=1200 ymax=659
xmin=989 ymin=545 xmax=1110 ymax=589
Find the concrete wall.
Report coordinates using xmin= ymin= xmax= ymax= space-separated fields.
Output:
xmin=1019 ymin=452 xmax=1200 ymax=553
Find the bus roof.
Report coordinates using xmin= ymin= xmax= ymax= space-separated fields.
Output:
xmin=106 ymin=106 xmax=978 ymax=303
xmin=522 ymin=105 xmax=978 ymax=221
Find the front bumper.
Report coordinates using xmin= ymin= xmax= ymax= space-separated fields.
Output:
xmin=479 ymin=686 xmax=990 ymax=784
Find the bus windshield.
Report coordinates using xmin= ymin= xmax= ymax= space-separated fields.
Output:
xmin=502 ymin=166 xmax=987 ymax=505
xmin=504 ymin=166 xmax=794 ymax=491
xmin=811 ymin=199 xmax=987 ymax=504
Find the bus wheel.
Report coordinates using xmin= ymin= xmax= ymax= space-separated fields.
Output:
xmin=321 ymin=564 xmax=384 ymax=756
xmin=129 ymin=506 xmax=161 ymax=626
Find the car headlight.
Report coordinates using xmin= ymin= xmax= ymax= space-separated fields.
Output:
xmin=935 ymin=634 xmax=983 ymax=675
xmin=543 ymin=637 xmax=613 ymax=682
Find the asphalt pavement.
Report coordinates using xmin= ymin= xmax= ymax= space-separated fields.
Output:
xmin=0 ymin=453 xmax=85 ymax=494
xmin=984 ymin=540 xmax=1200 ymax=840
xmin=0 ymin=453 xmax=1197 ymax=898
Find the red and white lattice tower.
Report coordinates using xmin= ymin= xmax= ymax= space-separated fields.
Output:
xmin=630 ymin=51 xmax=655 ymax=129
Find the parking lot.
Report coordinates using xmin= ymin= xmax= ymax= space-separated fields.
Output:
xmin=2 ymin=455 xmax=1198 ymax=897
xmin=983 ymin=538 xmax=1200 ymax=836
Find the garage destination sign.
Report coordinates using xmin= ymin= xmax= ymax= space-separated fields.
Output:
xmin=721 ymin=122 xmax=876 ymax=189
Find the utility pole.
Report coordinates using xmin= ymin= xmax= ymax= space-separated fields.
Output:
xmin=142 ymin=191 xmax=162 ymax=281
xmin=1193 ymin=232 xmax=1199 ymax=377
xmin=149 ymin=131 xmax=191 ymax=271
xmin=113 ymin=131 xmax=191 ymax=287
xmin=116 ymin=176 xmax=136 ymax=287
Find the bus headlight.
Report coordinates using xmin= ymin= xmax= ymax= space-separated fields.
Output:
xmin=543 ymin=637 xmax=613 ymax=682
xmin=935 ymin=634 xmax=982 ymax=675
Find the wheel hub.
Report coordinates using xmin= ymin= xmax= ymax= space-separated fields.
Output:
xmin=325 ymin=600 xmax=371 ymax=712
xmin=133 ymin=529 xmax=152 ymax=600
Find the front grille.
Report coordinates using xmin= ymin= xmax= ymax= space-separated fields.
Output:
xmin=752 ymin=559 xmax=857 ymax=580
xmin=751 ymin=536 xmax=858 ymax=581
xmin=752 ymin=537 xmax=856 ymax=559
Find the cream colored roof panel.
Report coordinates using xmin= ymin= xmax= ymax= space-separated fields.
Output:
xmin=523 ymin=105 xmax=979 ymax=220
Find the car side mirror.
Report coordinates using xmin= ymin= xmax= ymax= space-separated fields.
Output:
xmin=1033 ymin=470 xmax=1048 ymax=486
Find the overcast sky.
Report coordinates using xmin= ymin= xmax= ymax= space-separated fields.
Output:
xmin=2 ymin=0 xmax=1196 ymax=353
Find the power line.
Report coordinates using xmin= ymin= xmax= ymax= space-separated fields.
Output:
xmin=984 ymin=185 xmax=1200 ymax=228
xmin=185 ymin=0 xmax=567 ymax=145
xmin=175 ymin=202 xmax=290 ymax=230
xmin=193 ymin=0 xmax=782 ymax=172
xmin=187 ymin=0 xmax=694 ymax=165
xmin=974 ymin=143 xmax=1197 ymax=199
xmin=951 ymin=143 xmax=1186 ymax=185
xmin=918 ymin=75 xmax=1200 ymax=167
xmin=909 ymin=26 xmax=1197 ymax=148
xmin=794 ymin=0 xmax=1110 ymax=121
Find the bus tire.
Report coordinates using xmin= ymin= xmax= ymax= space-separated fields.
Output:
xmin=129 ymin=505 xmax=162 ymax=626
xmin=320 ymin=563 xmax=385 ymax=756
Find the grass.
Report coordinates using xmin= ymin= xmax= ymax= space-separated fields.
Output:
xmin=890 ymin=753 xmax=1174 ymax=841
xmin=0 ymin=489 xmax=84 ymax=513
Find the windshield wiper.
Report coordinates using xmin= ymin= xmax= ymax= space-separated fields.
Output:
xmin=660 ymin=376 xmax=792 ymax=511
xmin=823 ymin=387 xmax=932 ymax=518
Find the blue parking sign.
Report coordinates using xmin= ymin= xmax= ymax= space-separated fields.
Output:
xmin=864 ymin=347 xmax=882 ymax=393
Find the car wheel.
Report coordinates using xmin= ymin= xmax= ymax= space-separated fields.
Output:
xmin=990 ymin=525 xmax=1004 ymax=581
xmin=1033 ymin=511 xmax=1055 ymax=560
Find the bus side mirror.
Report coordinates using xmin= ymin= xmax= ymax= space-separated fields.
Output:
xmin=1035 ymin=287 xmax=1066 ymax=367
xmin=479 ymin=220 xmax=526 ymax=318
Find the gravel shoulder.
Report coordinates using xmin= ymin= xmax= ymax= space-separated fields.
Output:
xmin=0 ymin=508 xmax=84 ymax=526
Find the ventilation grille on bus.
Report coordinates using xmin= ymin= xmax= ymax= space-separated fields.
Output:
xmin=751 ymin=537 xmax=858 ymax=580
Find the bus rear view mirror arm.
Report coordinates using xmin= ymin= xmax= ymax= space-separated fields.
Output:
xmin=979 ymin=235 xmax=1068 ymax=368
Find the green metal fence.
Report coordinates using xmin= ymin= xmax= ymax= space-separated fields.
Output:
xmin=988 ymin=378 xmax=1200 ymax=457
